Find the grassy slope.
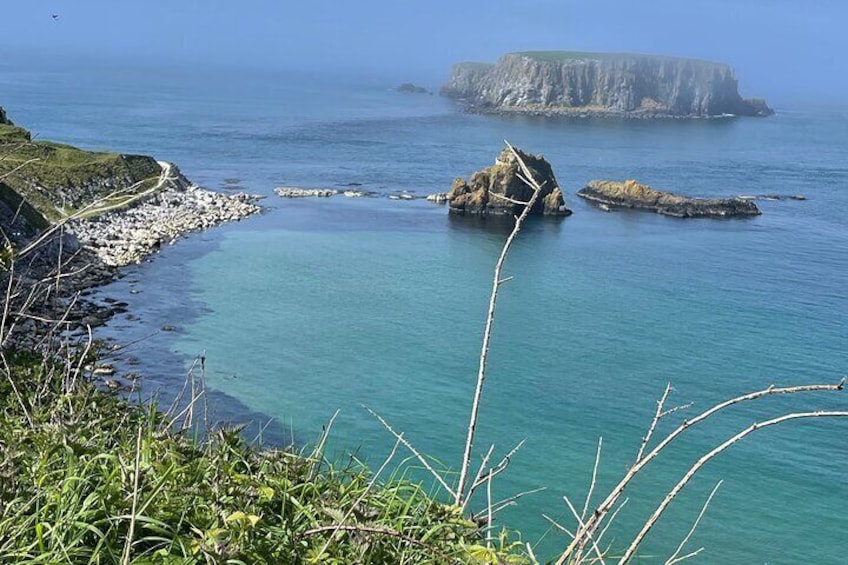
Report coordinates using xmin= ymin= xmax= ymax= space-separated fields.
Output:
xmin=0 ymin=352 xmax=527 ymax=564
xmin=0 ymin=124 xmax=162 ymax=223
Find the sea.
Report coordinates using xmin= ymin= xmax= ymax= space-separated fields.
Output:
xmin=1 ymin=58 xmax=846 ymax=563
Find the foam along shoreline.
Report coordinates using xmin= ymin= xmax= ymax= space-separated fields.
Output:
xmin=69 ymin=162 xmax=261 ymax=267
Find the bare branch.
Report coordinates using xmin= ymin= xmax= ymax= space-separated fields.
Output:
xmin=619 ymin=411 xmax=848 ymax=564
xmin=563 ymin=494 xmax=608 ymax=565
xmin=637 ymin=383 xmax=672 ymax=463
xmin=490 ymin=192 xmax=529 ymax=206
xmin=455 ymin=141 xmax=546 ymax=506
xmin=558 ymin=380 xmax=846 ymax=564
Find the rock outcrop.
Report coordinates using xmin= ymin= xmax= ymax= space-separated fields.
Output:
xmin=396 ymin=82 xmax=430 ymax=94
xmin=448 ymin=147 xmax=572 ymax=217
xmin=442 ymin=52 xmax=773 ymax=118
xmin=577 ymin=180 xmax=761 ymax=218
xmin=0 ymin=106 xmax=12 ymax=125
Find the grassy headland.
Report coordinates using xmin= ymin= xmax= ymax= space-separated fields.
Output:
xmin=0 ymin=122 xmax=162 ymax=223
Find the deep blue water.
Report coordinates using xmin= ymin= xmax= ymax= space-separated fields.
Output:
xmin=2 ymin=62 xmax=846 ymax=563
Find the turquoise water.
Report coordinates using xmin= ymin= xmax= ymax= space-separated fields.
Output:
xmin=2 ymin=62 xmax=846 ymax=563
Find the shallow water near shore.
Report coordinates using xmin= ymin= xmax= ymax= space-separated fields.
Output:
xmin=2 ymin=61 xmax=847 ymax=562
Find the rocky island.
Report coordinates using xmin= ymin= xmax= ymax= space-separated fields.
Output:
xmin=448 ymin=147 xmax=572 ymax=216
xmin=441 ymin=51 xmax=773 ymax=118
xmin=577 ymin=179 xmax=762 ymax=218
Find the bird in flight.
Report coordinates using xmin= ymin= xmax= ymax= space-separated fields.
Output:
xmin=51 ymin=13 xmax=59 ymax=20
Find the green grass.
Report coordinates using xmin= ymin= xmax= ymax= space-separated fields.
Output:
xmin=0 ymin=125 xmax=162 ymax=223
xmin=0 ymin=124 xmax=32 ymax=143
xmin=0 ymin=350 xmax=528 ymax=564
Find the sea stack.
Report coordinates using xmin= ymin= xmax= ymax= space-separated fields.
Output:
xmin=442 ymin=51 xmax=773 ymax=118
xmin=448 ymin=147 xmax=572 ymax=217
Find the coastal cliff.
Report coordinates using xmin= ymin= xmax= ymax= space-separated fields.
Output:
xmin=578 ymin=179 xmax=761 ymax=218
xmin=442 ymin=52 xmax=773 ymax=118
xmin=448 ymin=147 xmax=572 ymax=217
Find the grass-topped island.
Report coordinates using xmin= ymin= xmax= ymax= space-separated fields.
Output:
xmin=441 ymin=50 xmax=773 ymax=118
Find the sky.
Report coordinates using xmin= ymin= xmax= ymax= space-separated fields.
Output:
xmin=1 ymin=1 xmax=846 ymax=104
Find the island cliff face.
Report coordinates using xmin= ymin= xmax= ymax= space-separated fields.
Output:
xmin=442 ymin=52 xmax=773 ymax=118
xmin=448 ymin=147 xmax=572 ymax=217
xmin=577 ymin=180 xmax=761 ymax=218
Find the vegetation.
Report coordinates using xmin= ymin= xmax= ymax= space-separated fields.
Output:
xmin=0 ymin=124 xmax=161 ymax=222
xmin=0 ymin=351 xmax=528 ymax=564
xmin=1 ymin=134 xmax=845 ymax=564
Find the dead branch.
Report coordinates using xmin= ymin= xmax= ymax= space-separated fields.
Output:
xmin=619 ymin=411 xmax=848 ymax=564
xmin=558 ymin=380 xmax=846 ymax=564
xmin=455 ymin=141 xmax=546 ymax=506
xmin=637 ymin=383 xmax=672 ymax=463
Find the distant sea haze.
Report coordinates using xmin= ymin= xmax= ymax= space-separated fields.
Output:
xmin=3 ymin=63 xmax=846 ymax=563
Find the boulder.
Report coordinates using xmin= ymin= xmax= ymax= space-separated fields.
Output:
xmin=448 ymin=147 xmax=572 ymax=217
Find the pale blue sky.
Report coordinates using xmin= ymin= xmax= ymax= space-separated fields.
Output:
xmin=2 ymin=1 xmax=845 ymax=102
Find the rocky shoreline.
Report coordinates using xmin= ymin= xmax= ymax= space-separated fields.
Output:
xmin=2 ymin=167 xmax=261 ymax=352
xmin=464 ymin=104 xmax=749 ymax=120
xmin=70 ymin=180 xmax=261 ymax=267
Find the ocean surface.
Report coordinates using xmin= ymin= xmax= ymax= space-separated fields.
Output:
xmin=2 ymin=60 xmax=846 ymax=563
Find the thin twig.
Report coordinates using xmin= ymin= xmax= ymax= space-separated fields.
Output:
xmin=308 ymin=409 xmax=339 ymax=480
xmin=582 ymin=437 xmax=603 ymax=520
xmin=366 ymin=406 xmax=455 ymax=497
xmin=664 ymin=480 xmax=723 ymax=565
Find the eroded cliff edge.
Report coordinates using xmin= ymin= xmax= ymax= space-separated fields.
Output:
xmin=441 ymin=52 xmax=773 ymax=118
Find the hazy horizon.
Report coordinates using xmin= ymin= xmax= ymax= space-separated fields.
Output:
xmin=2 ymin=1 xmax=846 ymax=106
